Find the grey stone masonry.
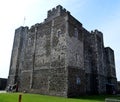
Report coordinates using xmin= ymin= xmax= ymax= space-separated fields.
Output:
xmin=7 ymin=5 xmax=117 ymax=97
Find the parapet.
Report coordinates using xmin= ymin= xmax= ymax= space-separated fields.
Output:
xmin=91 ymin=29 xmax=103 ymax=38
xmin=46 ymin=5 xmax=70 ymax=21
xmin=29 ymin=23 xmax=43 ymax=32
xmin=15 ymin=26 xmax=29 ymax=33
xmin=104 ymin=47 xmax=114 ymax=53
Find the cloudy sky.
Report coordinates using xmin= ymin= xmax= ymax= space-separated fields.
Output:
xmin=0 ymin=0 xmax=120 ymax=80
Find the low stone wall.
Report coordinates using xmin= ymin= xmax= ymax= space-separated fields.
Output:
xmin=105 ymin=98 xmax=120 ymax=102
xmin=0 ymin=78 xmax=7 ymax=90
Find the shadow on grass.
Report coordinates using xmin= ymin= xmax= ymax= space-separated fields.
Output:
xmin=72 ymin=95 xmax=120 ymax=101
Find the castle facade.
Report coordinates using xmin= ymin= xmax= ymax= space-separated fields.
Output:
xmin=7 ymin=5 xmax=117 ymax=97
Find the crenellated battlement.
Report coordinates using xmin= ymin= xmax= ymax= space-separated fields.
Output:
xmin=46 ymin=5 xmax=70 ymax=21
xmin=91 ymin=29 xmax=103 ymax=38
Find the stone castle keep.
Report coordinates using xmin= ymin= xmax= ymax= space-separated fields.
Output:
xmin=8 ymin=5 xmax=117 ymax=97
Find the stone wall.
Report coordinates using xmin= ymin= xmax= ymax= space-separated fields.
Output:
xmin=67 ymin=67 xmax=85 ymax=97
xmin=104 ymin=47 xmax=117 ymax=91
xmin=8 ymin=27 xmax=28 ymax=87
xmin=117 ymin=81 xmax=120 ymax=93
xmin=0 ymin=78 xmax=7 ymax=90
xmin=18 ymin=6 xmax=68 ymax=97
xmin=66 ymin=14 xmax=85 ymax=97
xmin=83 ymin=29 xmax=117 ymax=94
xmin=91 ymin=30 xmax=106 ymax=94
xmin=49 ymin=14 xmax=67 ymax=96
xmin=7 ymin=5 xmax=117 ymax=97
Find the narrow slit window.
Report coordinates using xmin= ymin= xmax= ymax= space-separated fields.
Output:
xmin=57 ymin=29 xmax=61 ymax=37
xmin=74 ymin=28 xmax=78 ymax=38
xmin=58 ymin=55 xmax=60 ymax=60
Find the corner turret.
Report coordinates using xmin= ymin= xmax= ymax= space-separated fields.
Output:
xmin=45 ymin=5 xmax=70 ymax=21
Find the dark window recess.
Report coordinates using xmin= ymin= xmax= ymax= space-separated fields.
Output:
xmin=74 ymin=28 xmax=78 ymax=38
xmin=57 ymin=30 xmax=61 ymax=37
xmin=58 ymin=55 xmax=60 ymax=60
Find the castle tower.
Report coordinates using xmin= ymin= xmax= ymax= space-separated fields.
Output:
xmin=104 ymin=47 xmax=117 ymax=94
xmin=7 ymin=5 xmax=117 ymax=97
xmin=90 ymin=30 xmax=105 ymax=94
xmin=7 ymin=27 xmax=28 ymax=87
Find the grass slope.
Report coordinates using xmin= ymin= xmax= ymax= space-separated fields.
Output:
xmin=0 ymin=93 xmax=120 ymax=102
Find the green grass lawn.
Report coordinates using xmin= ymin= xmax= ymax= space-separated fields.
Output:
xmin=0 ymin=93 xmax=120 ymax=102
